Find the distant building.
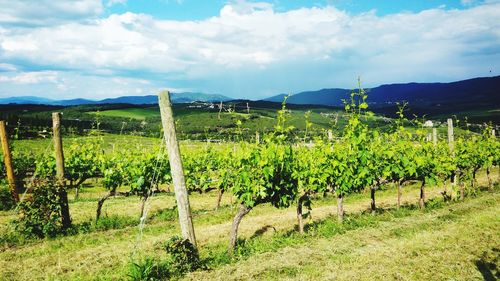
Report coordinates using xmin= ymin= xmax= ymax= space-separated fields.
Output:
xmin=423 ymin=120 xmax=434 ymax=127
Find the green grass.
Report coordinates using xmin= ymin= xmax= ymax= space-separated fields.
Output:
xmin=0 ymin=170 xmax=498 ymax=280
xmin=187 ymin=190 xmax=500 ymax=280
xmin=88 ymin=106 xmax=388 ymax=136
xmin=90 ymin=107 xmax=159 ymax=120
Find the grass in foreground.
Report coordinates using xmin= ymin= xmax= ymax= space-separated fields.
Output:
xmin=187 ymin=190 xmax=499 ymax=280
xmin=0 ymin=171 xmax=498 ymax=280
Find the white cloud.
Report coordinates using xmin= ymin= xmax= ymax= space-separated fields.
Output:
xmin=0 ymin=1 xmax=499 ymax=99
xmin=0 ymin=71 xmax=59 ymax=84
xmin=107 ymin=0 xmax=127 ymax=7
xmin=0 ymin=63 xmax=17 ymax=71
xmin=0 ymin=0 xmax=103 ymax=26
xmin=0 ymin=71 xmax=164 ymax=99
xmin=461 ymin=0 xmax=476 ymax=5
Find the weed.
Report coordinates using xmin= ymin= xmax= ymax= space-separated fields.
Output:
xmin=128 ymin=257 xmax=171 ymax=281
xmin=164 ymin=236 xmax=202 ymax=275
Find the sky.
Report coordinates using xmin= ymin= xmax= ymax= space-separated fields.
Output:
xmin=0 ymin=0 xmax=499 ymax=100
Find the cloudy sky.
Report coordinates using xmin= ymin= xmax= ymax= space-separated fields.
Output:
xmin=0 ymin=0 xmax=499 ymax=100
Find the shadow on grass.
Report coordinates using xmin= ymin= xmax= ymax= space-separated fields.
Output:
xmin=250 ymin=225 xmax=276 ymax=239
xmin=475 ymin=248 xmax=499 ymax=281
xmin=203 ymin=189 xmax=499 ymax=273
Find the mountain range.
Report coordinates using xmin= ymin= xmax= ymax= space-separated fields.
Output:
xmin=264 ymin=76 xmax=500 ymax=109
xmin=1 ymin=76 xmax=499 ymax=111
xmin=0 ymin=92 xmax=232 ymax=106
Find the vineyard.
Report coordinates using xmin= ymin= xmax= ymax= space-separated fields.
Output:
xmin=1 ymin=90 xmax=499 ymax=280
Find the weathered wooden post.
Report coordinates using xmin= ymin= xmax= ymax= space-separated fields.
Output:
xmin=447 ymin=118 xmax=462 ymax=199
xmin=158 ymin=91 xmax=197 ymax=248
xmin=328 ymin=130 xmax=333 ymax=141
xmin=0 ymin=121 xmax=19 ymax=202
xmin=255 ymin=131 xmax=260 ymax=144
xmin=447 ymin=118 xmax=454 ymax=152
xmin=246 ymin=102 xmax=250 ymax=114
xmin=52 ymin=112 xmax=71 ymax=229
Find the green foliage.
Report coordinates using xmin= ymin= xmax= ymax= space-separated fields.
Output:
xmin=12 ymin=150 xmax=36 ymax=188
xmin=127 ymin=236 xmax=201 ymax=280
xmin=100 ymin=149 xmax=171 ymax=197
xmin=125 ymin=152 xmax=170 ymax=197
xmin=233 ymin=142 xmax=297 ymax=208
xmin=34 ymin=154 xmax=56 ymax=178
xmin=0 ymin=183 xmax=15 ymax=210
xmin=65 ymin=139 xmax=102 ymax=186
xmin=101 ymin=152 xmax=127 ymax=191
xmin=292 ymin=144 xmax=329 ymax=214
xmin=0 ymin=157 xmax=4 ymax=178
xmin=323 ymin=80 xmax=374 ymax=196
xmin=128 ymin=257 xmax=171 ymax=281
xmin=184 ymin=147 xmax=218 ymax=193
xmin=164 ymin=236 xmax=202 ymax=274
xmin=272 ymin=95 xmax=296 ymax=142
xmin=14 ymin=181 xmax=65 ymax=238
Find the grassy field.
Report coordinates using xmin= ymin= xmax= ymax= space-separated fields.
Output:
xmin=0 ymin=168 xmax=498 ymax=280
xmin=90 ymin=108 xmax=160 ymax=120
xmin=2 ymin=102 xmax=492 ymax=143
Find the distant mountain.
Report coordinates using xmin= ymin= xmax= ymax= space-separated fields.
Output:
xmin=263 ymin=93 xmax=288 ymax=103
xmin=0 ymin=96 xmax=56 ymax=105
xmin=264 ymin=89 xmax=350 ymax=105
xmin=60 ymin=98 xmax=96 ymax=106
xmin=263 ymin=76 xmax=500 ymax=109
xmin=0 ymin=92 xmax=232 ymax=105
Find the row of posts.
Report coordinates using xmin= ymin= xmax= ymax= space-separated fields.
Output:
xmin=0 ymin=113 xmax=66 ymax=204
xmin=0 ymin=92 xmax=198 ymax=248
xmin=0 ymin=106 xmax=497 ymax=247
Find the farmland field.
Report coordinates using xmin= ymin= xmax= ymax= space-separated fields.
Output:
xmin=2 ymin=1 xmax=500 ymax=280
xmin=1 ymin=96 xmax=499 ymax=280
xmin=90 ymin=107 xmax=160 ymax=120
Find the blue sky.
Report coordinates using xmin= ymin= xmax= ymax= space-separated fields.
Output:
xmin=0 ymin=0 xmax=499 ymax=100
xmin=104 ymin=0 xmax=477 ymax=19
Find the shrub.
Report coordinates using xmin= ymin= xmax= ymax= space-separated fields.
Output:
xmin=164 ymin=236 xmax=202 ymax=275
xmin=14 ymin=181 xmax=65 ymax=238
xmin=128 ymin=236 xmax=201 ymax=280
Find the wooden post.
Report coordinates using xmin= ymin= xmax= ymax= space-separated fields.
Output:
xmin=328 ymin=130 xmax=333 ymax=141
xmin=447 ymin=118 xmax=457 ymax=193
xmin=447 ymin=118 xmax=454 ymax=152
xmin=158 ymin=91 xmax=197 ymax=248
xmin=432 ymin=128 xmax=437 ymax=147
xmin=246 ymin=102 xmax=250 ymax=114
xmin=52 ymin=112 xmax=72 ymax=229
xmin=0 ymin=121 xmax=19 ymax=202
xmin=53 ymin=113 xmax=64 ymax=182
xmin=255 ymin=131 xmax=260 ymax=144
xmin=492 ymin=129 xmax=496 ymax=138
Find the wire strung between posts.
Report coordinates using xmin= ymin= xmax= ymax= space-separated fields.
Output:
xmin=131 ymin=134 xmax=167 ymax=259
